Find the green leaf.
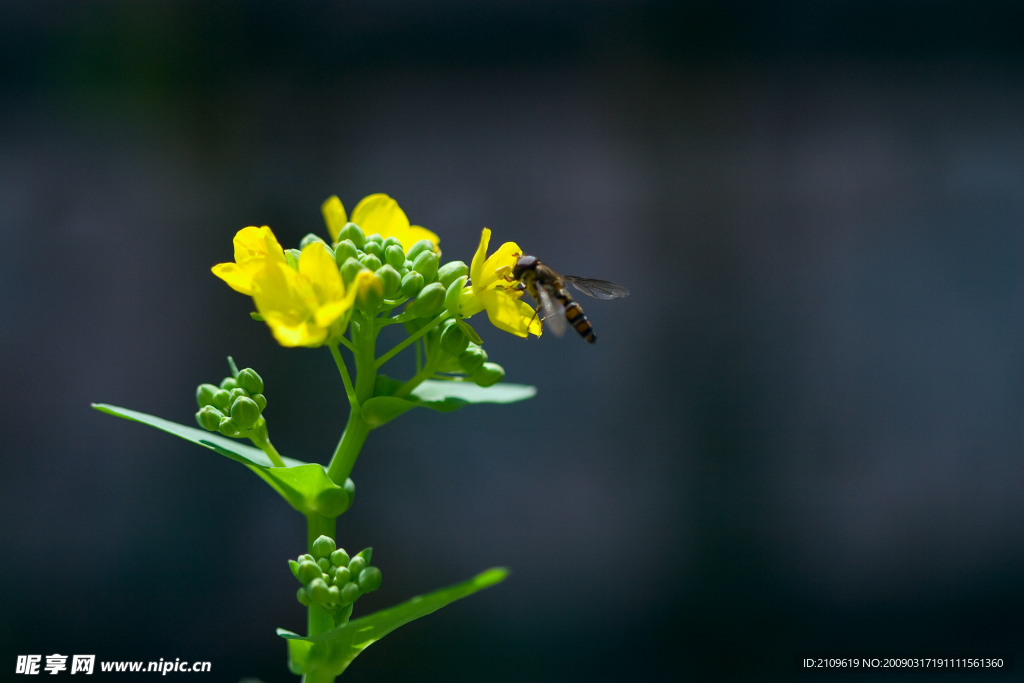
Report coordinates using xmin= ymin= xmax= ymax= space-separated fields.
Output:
xmin=410 ymin=380 xmax=536 ymax=411
xmin=278 ymin=568 xmax=508 ymax=678
xmin=360 ymin=380 xmax=536 ymax=428
xmin=92 ymin=404 xmax=353 ymax=517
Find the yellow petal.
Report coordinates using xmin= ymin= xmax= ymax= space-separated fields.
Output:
xmin=459 ymin=286 xmax=486 ymax=317
xmin=470 ymin=228 xmax=491 ymax=286
xmin=263 ymin=313 xmax=327 ymax=347
xmin=321 ymin=196 xmax=348 ymax=242
xmin=233 ymin=226 xmax=285 ymax=265
xmin=350 ymin=194 xmax=409 ymax=237
xmin=314 ymin=299 xmax=350 ymax=328
xmin=298 ymin=242 xmax=344 ymax=304
xmin=212 ymin=262 xmax=254 ymax=295
xmin=483 ymin=289 xmax=540 ymax=338
xmin=478 ymin=241 xmax=522 ymax=290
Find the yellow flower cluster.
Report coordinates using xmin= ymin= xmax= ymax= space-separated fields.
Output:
xmin=213 ymin=194 xmax=539 ymax=347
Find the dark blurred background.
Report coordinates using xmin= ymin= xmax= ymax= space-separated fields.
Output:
xmin=2 ymin=1 xmax=1023 ymax=681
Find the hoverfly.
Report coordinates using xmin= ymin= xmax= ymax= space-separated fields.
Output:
xmin=511 ymin=255 xmax=630 ymax=343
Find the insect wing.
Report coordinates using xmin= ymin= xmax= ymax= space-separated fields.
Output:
xmin=536 ymin=284 xmax=567 ymax=337
xmin=563 ymin=276 xmax=630 ymax=300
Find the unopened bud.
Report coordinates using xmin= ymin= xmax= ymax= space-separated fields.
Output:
xmin=196 ymin=383 xmax=220 ymax=408
xmin=331 ymin=548 xmax=350 ymax=567
xmin=308 ymin=578 xmax=331 ymax=606
xmin=438 ymin=260 xmax=469 ymax=289
xmin=407 ymin=282 xmax=445 ymax=318
xmin=356 ymin=275 xmax=385 ymax=312
xmin=311 ymin=535 xmax=337 ymax=559
xmin=359 ymin=253 xmax=382 ymax=272
xmin=412 ymin=250 xmax=439 ymax=282
xmin=230 ymin=397 xmax=260 ymax=429
xmin=347 ymin=556 xmax=367 ymax=581
xmin=288 ymin=559 xmax=300 ymax=580
xmin=211 ymin=389 xmax=230 ymax=409
xmin=317 ymin=557 xmax=331 ymax=572
xmin=340 ymin=581 xmax=361 ymax=605
xmin=333 ymin=566 xmax=351 ymax=585
xmin=299 ymin=233 xmax=327 ymax=250
xmin=440 ymin=320 xmax=469 ymax=355
xmin=219 ymin=377 xmax=237 ymax=391
xmin=297 ymin=561 xmax=322 ymax=584
xmin=338 ymin=222 xmax=365 ymax=249
xmin=362 ymin=240 xmax=384 ymax=261
xmin=375 ymin=264 xmax=401 ymax=297
xmin=236 ymin=368 xmax=264 ymax=394
xmin=195 ymin=406 xmax=223 ymax=431
xmin=296 ymin=586 xmax=311 ymax=606
xmin=357 ymin=566 xmax=382 ymax=593
xmin=341 ymin=257 xmax=368 ymax=285
xmin=458 ymin=344 xmax=488 ymax=373
xmin=252 ymin=393 xmax=267 ymax=412
xmin=382 ymin=236 xmax=403 ymax=252
xmin=384 ymin=244 xmax=406 ymax=269
xmin=400 ymin=271 xmax=425 ymax=298
xmin=328 ymin=585 xmax=341 ymax=604
xmin=334 ymin=239 xmax=359 ymax=266
xmin=406 ymin=239 xmax=435 ymax=262
xmin=472 ymin=362 xmax=505 ymax=387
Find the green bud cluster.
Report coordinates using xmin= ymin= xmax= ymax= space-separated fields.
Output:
xmin=329 ymin=221 xmax=467 ymax=318
xmin=289 ymin=535 xmax=382 ymax=621
xmin=195 ymin=366 xmax=268 ymax=437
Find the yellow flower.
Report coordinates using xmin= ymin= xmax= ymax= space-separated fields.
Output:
xmin=460 ymin=228 xmax=541 ymax=338
xmin=250 ymin=241 xmax=372 ymax=347
xmin=321 ymin=194 xmax=440 ymax=253
xmin=211 ymin=226 xmax=287 ymax=295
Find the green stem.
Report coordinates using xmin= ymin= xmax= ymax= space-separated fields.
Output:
xmin=394 ymin=344 xmax=442 ymax=398
xmin=326 ymin=312 xmax=378 ymax=484
xmin=374 ymin=310 xmax=451 ymax=370
xmin=261 ymin=440 xmax=286 ymax=468
xmin=329 ymin=345 xmax=358 ymax=408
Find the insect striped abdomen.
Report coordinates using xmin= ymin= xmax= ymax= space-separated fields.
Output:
xmin=556 ymin=289 xmax=596 ymax=343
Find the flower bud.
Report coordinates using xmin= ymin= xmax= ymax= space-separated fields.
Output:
xmin=317 ymin=557 xmax=331 ymax=572
xmin=252 ymin=393 xmax=268 ymax=412
xmin=334 ymin=239 xmax=359 ymax=266
xmin=328 ymin=584 xmax=341 ymax=604
xmin=296 ymin=586 xmax=311 ymax=606
xmin=312 ymin=535 xmax=337 ymax=559
xmin=472 ymin=362 xmax=505 ymax=387
xmin=458 ymin=345 xmax=488 ymax=373
xmin=356 ymin=275 xmax=385 ymax=312
xmin=365 ymin=233 xmax=383 ymax=245
xmin=210 ymin=389 xmax=230 ymax=409
xmin=444 ymin=275 xmax=468 ymax=317
xmin=340 ymin=582 xmax=361 ymax=605
xmin=230 ymin=396 xmax=261 ymax=429
xmin=330 ymin=548 xmax=350 ymax=567
xmin=297 ymin=560 xmax=322 ymax=584
xmin=406 ymin=239 xmax=435 ymax=262
xmin=357 ymin=566 xmax=382 ymax=593
xmin=219 ymin=377 xmax=237 ymax=391
xmin=286 ymin=248 xmax=301 ymax=269
xmin=362 ymin=240 xmax=384 ymax=261
xmin=341 ymin=257 xmax=368 ymax=285
xmin=382 ymin=236 xmax=403 ymax=252
xmin=347 ymin=556 xmax=367 ymax=581
xmin=236 ymin=368 xmax=264 ymax=394
xmin=440 ymin=319 xmax=469 ymax=355
xmin=308 ymin=578 xmax=331 ymax=606
xmin=407 ymin=282 xmax=445 ymax=318
xmin=338 ymin=222 xmax=365 ymax=249
xmin=333 ymin=566 xmax=351 ymax=585
xmin=358 ymin=253 xmax=382 ymax=272
xmin=217 ymin=417 xmax=240 ymax=437
xmin=412 ymin=250 xmax=439 ymax=282
xmin=195 ymin=406 xmax=223 ymax=431
xmin=385 ymin=244 xmax=406 ymax=269
xmin=288 ymin=559 xmax=300 ymax=579
xmin=196 ymin=383 xmax=220 ymax=408
xmin=400 ymin=271 xmax=425 ymax=298
xmin=299 ymin=233 xmax=327 ymax=250
xmin=438 ymin=260 xmax=469 ymax=289
xmin=375 ymin=264 xmax=401 ymax=298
